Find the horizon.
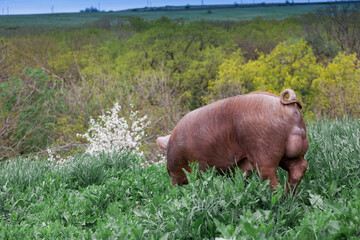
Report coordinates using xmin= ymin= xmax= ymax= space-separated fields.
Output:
xmin=0 ymin=0 xmax=341 ymax=15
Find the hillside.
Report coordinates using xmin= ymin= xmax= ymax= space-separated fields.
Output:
xmin=0 ymin=2 xmax=353 ymax=28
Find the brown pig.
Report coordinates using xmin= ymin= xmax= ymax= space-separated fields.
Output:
xmin=157 ymin=89 xmax=309 ymax=193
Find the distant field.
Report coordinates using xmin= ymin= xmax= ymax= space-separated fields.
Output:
xmin=0 ymin=12 xmax=114 ymax=28
xmin=121 ymin=4 xmax=327 ymax=21
xmin=0 ymin=3 xmax=332 ymax=28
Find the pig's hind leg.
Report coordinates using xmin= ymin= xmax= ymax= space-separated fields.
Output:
xmin=279 ymin=157 xmax=308 ymax=194
xmin=257 ymin=166 xmax=280 ymax=190
xmin=249 ymin=154 xmax=280 ymax=190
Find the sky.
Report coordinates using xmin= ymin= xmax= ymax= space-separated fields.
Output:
xmin=0 ymin=0 xmax=334 ymax=15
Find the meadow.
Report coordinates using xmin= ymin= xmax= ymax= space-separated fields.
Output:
xmin=0 ymin=2 xmax=360 ymax=239
xmin=0 ymin=4 xmax=326 ymax=37
xmin=0 ymin=3 xmax=335 ymax=28
xmin=0 ymin=118 xmax=359 ymax=239
xmin=117 ymin=4 xmax=327 ymax=21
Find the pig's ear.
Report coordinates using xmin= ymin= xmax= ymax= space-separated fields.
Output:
xmin=156 ymin=135 xmax=171 ymax=151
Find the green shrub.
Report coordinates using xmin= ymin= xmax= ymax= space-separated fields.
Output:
xmin=0 ymin=68 xmax=64 ymax=160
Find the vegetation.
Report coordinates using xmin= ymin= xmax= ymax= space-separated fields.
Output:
xmin=0 ymin=4 xmax=330 ymax=29
xmin=1 ymin=3 xmax=359 ymax=160
xmin=208 ymin=38 xmax=360 ymax=118
xmin=0 ymin=118 xmax=359 ymax=239
xmin=80 ymin=7 xmax=101 ymax=13
xmin=0 ymin=3 xmax=359 ymax=238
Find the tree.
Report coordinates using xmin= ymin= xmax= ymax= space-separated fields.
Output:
xmin=303 ymin=5 xmax=360 ymax=61
xmin=80 ymin=7 xmax=100 ymax=13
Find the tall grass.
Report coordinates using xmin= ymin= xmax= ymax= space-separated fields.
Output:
xmin=0 ymin=118 xmax=359 ymax=239
xmin=305 ymin=117 xmax=360 ymax=197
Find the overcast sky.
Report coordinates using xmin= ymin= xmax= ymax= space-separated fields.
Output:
xmin=0 ymin=0 xmax=332 ymax=15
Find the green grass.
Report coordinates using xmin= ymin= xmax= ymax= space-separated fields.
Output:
xmin=0 ymin=4 xmax=331 ymax=28
xmin=0 ymin=12 xmax=114 ymax=28
xmin=120 ymin=4 xmax=327 ymax=21
xmin=0 ymin=3 xmax=350 ymax=38
xmin=0 ymin=118 xmax=359 ymax=239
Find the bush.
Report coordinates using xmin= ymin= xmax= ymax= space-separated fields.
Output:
xmin=313 ymin=52 xmax=360 ymax=117
xmin=78 ymin=102 xmax=150 ymax=157
xmin=230 ymin=17 xmax=303 ymax=60
xmin=0 ymin=68 xmax=63 ymax=160
xmin=208 ymin=39 xmax=319 ymax=115
xmin=208 ymin=38 xmax=359 ymax=119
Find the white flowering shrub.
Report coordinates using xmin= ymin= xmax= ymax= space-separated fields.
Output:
xmin=78 ymin=103 xmax=150 ymax=157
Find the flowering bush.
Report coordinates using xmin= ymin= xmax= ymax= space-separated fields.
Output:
xmin=78 ymin=103 xmax=150 ymax=157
